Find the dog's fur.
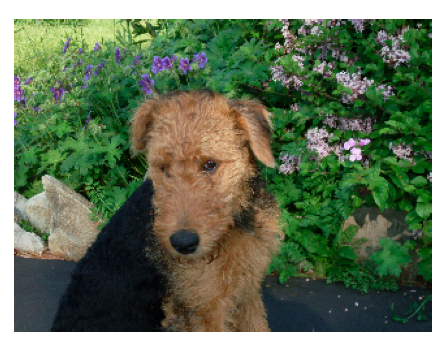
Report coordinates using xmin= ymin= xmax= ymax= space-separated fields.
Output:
xmin=52 ymin=90 xmax=281 ymax=332
xmin=51 ymin=179 xmax=167 ymax=331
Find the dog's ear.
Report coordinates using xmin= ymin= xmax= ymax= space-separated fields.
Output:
xmin=130 ymin=100 xmax=156 ymax=155
xmin=229 ymin=99 xmax=276 ymax=168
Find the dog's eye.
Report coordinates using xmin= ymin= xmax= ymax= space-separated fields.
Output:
xmin=160 ymin=165 xmax=170 ymax=177
xmin=202 ymin=160 xmax=218 ymax=173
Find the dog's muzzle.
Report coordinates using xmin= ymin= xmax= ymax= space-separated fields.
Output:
xmin=169 ymin=230 xmax=200 ymax=255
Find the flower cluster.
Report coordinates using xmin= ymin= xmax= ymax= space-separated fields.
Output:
xmin=72 ymin=59 xmax=83 ymax=70
xmin=305 ymin=127 xmax=340 ymax=159
xmin=335 ymin=71 xmax=395 ymax=104
xmin=375 ymin=27 xmax=412 ymax=68
xmin=62 ymin=37 xmax=71 ymax=54
xmin=94 ymin=60 xmax=105 ymax=76
xmin=94 ymin=42 xmax=100 ymax=52
xmin=14 ymin=75 xmax=28 ymax=107
xmin=131 ymin=55 xmax=141 ymax=68
xmin=84 ymin=64 xmax=93 ymax=83
xmin=389 ymin=142 xmax=416 ymax=164
xmin=271 ymin=20 xmax=404 ymax=102
xmin=139 ymin=74 xmax=155 ymax=95
xmin=179 ymin=58 xmax=192 ymax=74
xmin=193 ymin=52 xmax=208 ymax=69
xmin=115 ymin=47 xmax=121 ymax=65
xmin=343 ymin=138 xmax=371 ymax=162
xmin=83 ymin=111 xmax=91 ymax=130
xmin=278 ymin=153 xmax=300 ymax=175
xmin=50 ymin=81 xmax=67 ymax=103
xmin=151 ymin=55 xmax=177 ymax=74
xmin=323 ymin=114 xmax=375 ymax=134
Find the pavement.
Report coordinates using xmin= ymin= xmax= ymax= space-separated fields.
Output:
xmin=14 ymin=256 xmax=432 ymax=332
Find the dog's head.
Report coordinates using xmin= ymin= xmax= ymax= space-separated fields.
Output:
xmin=131 ymin=90 xmax=275 ymax=260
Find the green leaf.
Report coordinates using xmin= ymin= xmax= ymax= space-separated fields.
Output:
xmin=417 ymin=257 xmax=432 ymax=281
xmin=411 ymin=176 xmax=428 ymax=187
xmin=418 ymin=246 xmax=432 ymax=260
xmin=416 ymin=202 xmax=432 ymax=218
xmin=338 ymin=246 xmax=358 ymax=260
xmin=370 ymin=237 xmax=411 ymax=277
xmin=389 ymin=172 xmax=409 ymax=188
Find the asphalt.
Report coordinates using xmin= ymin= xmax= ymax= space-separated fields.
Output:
xmin=14 ymin=256 xmax=432 ymax=332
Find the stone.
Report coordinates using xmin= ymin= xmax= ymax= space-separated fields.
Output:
xmin=42 ymin=175 xmax=102 ymax=261
xmin=343 ymin=207 xmax=412 ymax=260
xmin=14 ymin=191 xmax=29 ymax=221
xmin=343 ymin=207 xmax=417 ymax=280
xmin=24 ymin=192 xmax=52 ymax=234
xmin=14 ymin=223 xmax=45 ymax=254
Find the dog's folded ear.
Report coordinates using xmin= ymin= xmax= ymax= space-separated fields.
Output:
xmin=131 ymin=100 xmax=156 ymax=155
xmin=229 ymin=99 xmax=276 ymax=168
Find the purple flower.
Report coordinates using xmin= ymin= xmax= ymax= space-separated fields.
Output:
xmin=83 ymin=111 xmax=91 ymax=130
xmin=131 ymin=55 xmax=141 ymax=67
xmin=151 ymin=56 xmax=164 ymax=74
xmin=115 ymin=47 xmax=121 ymax=65
xmin=94 ymin=42 xmax=100 ymax=51
xmin=349 ymin=147 xmax=362 ymax=162
xmin=171 ymin=55 xmax=177 ymax=63
xmin=179 ymin=58 xmax=192 ymax=74
xmin=81 ymin=84 xmax=89 ymax=89
xmin=33 ymin=106 xmax=41 ymax=113
xmin=84 ymin=64 xmax=93 ymax=82
xmin=78 ymin=48 xmax=84 ymax=55
xmin=14 ymin=75 xmax=21 ymax=88
xmin=161 ymin=56 xmax=173 ymax=69
xmin=344 ymin=138 xmax=356 ymax=150
xmin=359 ymin=138 xmax=371 ymax=146
xmin=62 ymin=37 xmax=71 ymax=53
xmin=62 ymin=65 xmax=68 ymax=72
xmin=14 ymin=112 xmax=17 ymax=126
xmin=50 ymin=82 xmax=66 ymax=103
xmin=193 ymin=52 xmax=207 ymax=68
xmin=23 ymin=76 xmax=34 ymax=85
xmin=73 ymin=59 xmax=83 ymax=70
xmin=94 ymin=60 xmax=105 ymax=76
xmin=139 ymin=74 xmax=155 ymax=95
xmin=14 ymin=85 xmax=23 ymax=102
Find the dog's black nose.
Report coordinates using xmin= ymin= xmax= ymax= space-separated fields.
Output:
xmin=170 ymin=230 xmax=200 ymax=255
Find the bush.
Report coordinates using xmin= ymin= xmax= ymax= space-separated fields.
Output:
xmin=14 ymin=19 xmax=432 ymax=289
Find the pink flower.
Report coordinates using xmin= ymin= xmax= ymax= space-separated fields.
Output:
xmin=344 ymin=138 xmax=356 ymax=150
xmin=350 ymin=147 xmax=362 ymax=161
xmin=359 ymin=138 xmax=371 ymax=146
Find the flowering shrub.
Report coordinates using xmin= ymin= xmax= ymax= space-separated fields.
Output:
xmin=14 ymin=19 xmax=431 ymax=290
xmin=143 ymin=19 xmax=432 ymax=289
xmin=14 ymin=34 xmax=209 ymax=225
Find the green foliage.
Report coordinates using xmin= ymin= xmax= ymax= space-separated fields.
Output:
xmin=15 ymin=19 xmax=432 ymax=290
xmin=370 ymin=237 xmax=411 ymax=277
xmin=19 ymin=219 xmax=50 ymax=242
xmin=391 ymin=295 xmax=432 ymax=323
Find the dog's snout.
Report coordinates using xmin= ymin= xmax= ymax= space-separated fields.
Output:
xmin=170 ymin=230 xmax=200 ymax=255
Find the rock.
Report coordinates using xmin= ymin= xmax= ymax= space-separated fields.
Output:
xmin=343 ymin=207 xmax=417 ymax=280
xmin=14 ymin=223 xmax=45 ymax=254
xmin=14 ymin=191 xmax=28 ymax=221
xmin=42 ymin=175 xmax=102 ymax=261
xmin=24 ymin=192 xmax=52 ymax=234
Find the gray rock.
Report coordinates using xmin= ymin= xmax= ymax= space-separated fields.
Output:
xmin=14 ymin=191 xmax=29 ymax=221
xmin=43 ymin=175 xmax=102 ymax=261
xmin=344 ymin=207 xmax=411 ymax=260
xmin=14 ymin=223 xmax=45 ymax=254
xmin=24 ymin=192 xmax=52 ymax=234
xmin=343 ymin=207 xmax=417 ymax=280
